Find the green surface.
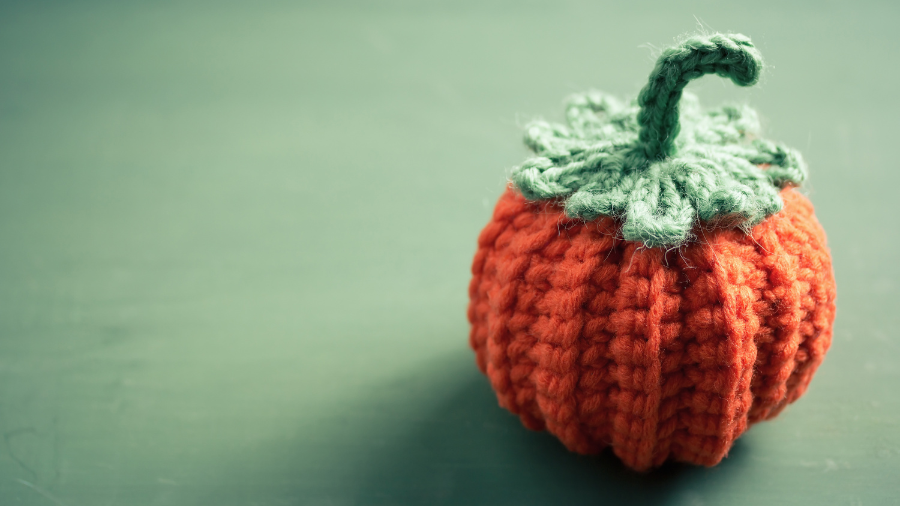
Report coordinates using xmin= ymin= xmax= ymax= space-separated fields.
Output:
xmin=0 ymin=1 xmax=898 ymax=505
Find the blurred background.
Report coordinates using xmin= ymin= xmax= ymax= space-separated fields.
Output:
xmin=1 ymin=1 xmax=898 ymax=504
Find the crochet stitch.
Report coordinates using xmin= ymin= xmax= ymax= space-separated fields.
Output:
xmin=469 ymin=33 xmax=836 ymax=471
xmin=512 ymin=33 xmax=806 ymax=248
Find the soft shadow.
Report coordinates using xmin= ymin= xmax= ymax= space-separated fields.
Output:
xmin=350 ymin=353 xmax=752 ymax=505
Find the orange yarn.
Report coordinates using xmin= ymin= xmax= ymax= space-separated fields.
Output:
xmin=468 ymin=187 xmax=836 ymax=471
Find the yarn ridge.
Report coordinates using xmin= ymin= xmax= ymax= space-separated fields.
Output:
xmin=511 ymin=33 xmax=807 ymax=248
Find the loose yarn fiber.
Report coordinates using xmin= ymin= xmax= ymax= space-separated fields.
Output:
xmin=468 ymin=33 xmax=836 ymax=471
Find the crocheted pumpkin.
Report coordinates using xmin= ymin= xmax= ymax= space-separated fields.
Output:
xmin=467 ymin=34 xmax=836 ymax=471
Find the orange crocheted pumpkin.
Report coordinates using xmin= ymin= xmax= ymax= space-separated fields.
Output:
xmin=467 ymin=34 xmax=836 ymax=471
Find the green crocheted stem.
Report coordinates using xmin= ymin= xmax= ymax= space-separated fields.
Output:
xmin=637 ymin=33 xmax=763 ymax=160
xmin=509 ymin=32 xmax=807 ymax=248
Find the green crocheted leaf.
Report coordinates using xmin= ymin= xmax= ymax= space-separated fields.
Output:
xmin=510 ymin=33 xmax=807 ymax=248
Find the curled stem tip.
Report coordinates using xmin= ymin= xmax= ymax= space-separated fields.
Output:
xmin=637 ymin=33 xmax=763 ymax=160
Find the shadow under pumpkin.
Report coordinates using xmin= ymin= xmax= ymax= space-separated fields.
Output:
xmin=349 ymin=356 xmax=753 ymax=506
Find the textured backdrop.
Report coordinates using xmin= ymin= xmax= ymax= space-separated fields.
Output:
xmin=1 ymin=1 xmax=898 ymax=504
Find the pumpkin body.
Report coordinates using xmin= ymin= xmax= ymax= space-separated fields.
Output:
xmin=468 ymin=187 xmax=836 ymax=471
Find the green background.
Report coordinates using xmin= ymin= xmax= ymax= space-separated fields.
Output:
xmin=1 ymin=1 xmax=898 ymax=504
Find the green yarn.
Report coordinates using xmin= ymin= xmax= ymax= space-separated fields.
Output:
xmin=510 ymin=33 xmax=807 ymax=248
